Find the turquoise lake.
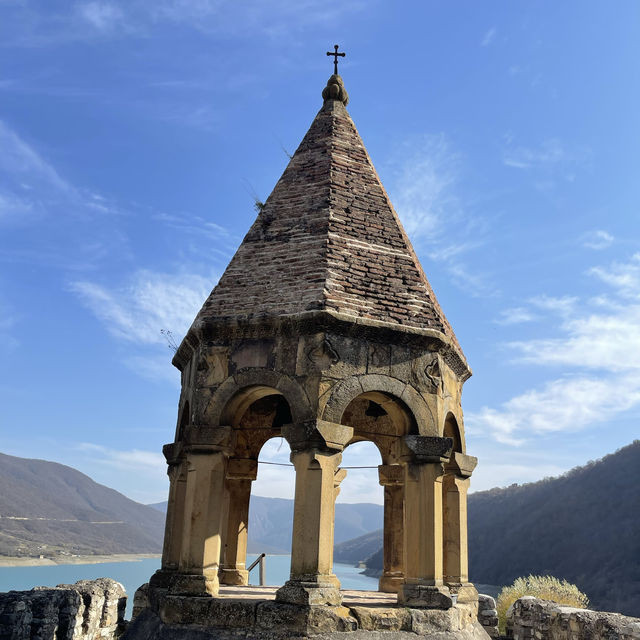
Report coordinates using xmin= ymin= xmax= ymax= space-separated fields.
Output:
xmin=0 ymin=556 xmax=378 ymax=618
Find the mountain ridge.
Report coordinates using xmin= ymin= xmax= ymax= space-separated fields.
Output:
xmin=0 ymin=452 xmax=165 ymax=558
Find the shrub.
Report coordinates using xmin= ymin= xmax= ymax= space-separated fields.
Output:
xmin=496 ymin=575 xmax=589 ymax=633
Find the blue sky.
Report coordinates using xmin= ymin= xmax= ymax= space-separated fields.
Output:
xmin=1 ymin=1 xmax=639 ymax=506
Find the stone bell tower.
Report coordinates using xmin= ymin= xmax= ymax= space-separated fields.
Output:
xmin=136 ymin=61 xmax=481 ymax=637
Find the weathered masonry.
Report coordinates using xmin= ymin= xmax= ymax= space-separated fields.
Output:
xmin=130 ymin=68 xmax=483 ymax=638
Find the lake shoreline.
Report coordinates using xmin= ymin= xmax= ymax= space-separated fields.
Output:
xmin=0 ymin=553 xmax=161 ymax=568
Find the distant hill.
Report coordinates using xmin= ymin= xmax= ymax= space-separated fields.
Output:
xmin=339 ymin=441 xmax=640 ymax=618
xmin=150 ymin=497 xmax=383 ymax=554
xmin=334 ymin=529 xmax=382 ymax=565
xmin=0 ymin=452 xmax=165 ymax=558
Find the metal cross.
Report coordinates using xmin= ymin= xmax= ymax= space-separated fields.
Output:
xmin=326 ymin=44 xmax=346 ymax=75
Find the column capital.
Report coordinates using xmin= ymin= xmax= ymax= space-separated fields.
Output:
xmin=447 ymin=451 xmax=477 ymax=478
xmin=334 ymin=468 xmax=347 ymax=486
xmin=282 ymin=419 xmax=353 ymax=453
xmin=162 ymin=442 xmax=183 ymax=465
xmin=290 ymin=447 xmax=343 ymax=471
xmin=378 ymin=464 xmax=404 ymax=486
xmin=226 ymin=457 xmax=258 ymax=481
xmin=183 ymin=425 xmax=233 ymax=451
xmin=404 ymin=435 xmax=453 ymax=463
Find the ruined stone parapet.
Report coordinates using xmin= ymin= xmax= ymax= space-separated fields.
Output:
xmin=477 ymin=594 xmax=499 ymax=638
xmin=506 ymin=596 xmax=640 ymax=640
xmin=0 ymin=578 xmax=127 ymax=640
xmin=131 ymin=583 xmax=149 ymax=621
xmin=125 ymin=591 xmax=491 ymax=639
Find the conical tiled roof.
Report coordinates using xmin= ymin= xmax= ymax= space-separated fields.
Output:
xmin=194 ymin=75 xmax=463 ymax=358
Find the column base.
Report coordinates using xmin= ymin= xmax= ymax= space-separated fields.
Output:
xmin=446 ymin=582 xmax=478 ymax=604
xmin=148 ymin=569 xmax=175 ymax=590
xmin=379 ymin=572 xmax=404 ymax=593
xmin=275 ymin=578 xmax=342 ymax=606
xmin=167 ymin=572 xmax=219 ymax=597
xmin=398 ymin=583 xmax=453 ymax=609
xmin=219 ymin=568 xmax=249 ymax=586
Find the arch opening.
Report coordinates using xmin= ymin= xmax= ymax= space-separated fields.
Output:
xmin=332 ymin=441 xmax=383 ymax=591
xmin=337 ymin=391 xmax=416 ymax=594
xmin=443 ymin=412 xmax=463 ymax=454
xmin=340 ymin=391 xmax=417 ymax=464
xmin=221 ymin=385 xmax=293 ymax=428
xmin=222 ymin=434 xmax=294 ymax=588
xmin=246 ymin=436 xmax=295 ymax=583
xmin=220 ymin=386 xmax=294 ymax=460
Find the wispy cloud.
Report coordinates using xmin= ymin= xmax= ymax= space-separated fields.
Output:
xmin=71 ymin=269 xmax=215 ymax=345
xmin=77 ymin=2 xmax=125 ymax=32
xmin=0 ymin=119 xmax=134 ymax=274
xmin=75 ymin=443 xmax=168 ymax=503
xmin=5 ymin=1 xmax=367 ymax=46
xmin=589 ymin=253 xmax=640 ymax=298
xmin=528 ymin=294 xmax=577 ymax=316
xmin=0 ymin=119 xmax=70 ymax=214
xmin=152 ymin=211 xmax=233 ymax=242
xmin=386 ymin=134 xmax=494 ymax=297
xmin=502 ymin=137 xmax=592 ymax=188
xmin=389 ymin=134 xmax=459 ymax=242
xmin=481 ymin=27 xmax=496 ymax=47
xmin=468 ymin=374 xmax=640 ymax=445
xmin=496 ymin=306 xmax=537 ymax=326
xmin=470 ymin=253 xmax=640 ymax=444
xmin=0 ymin=118 xmax=124 ymax=223
xmin=78 ymin=442 xmax=165 ymax=469
xmin=581 ymin=229 xmax=614 ymax=250
xmin=137 ymin=0 xmax=364 ymax=38
xmin=503 ymin=138 xmax=565 ymax=170
xmin=124 ymin=354 xmax=180 ymax=385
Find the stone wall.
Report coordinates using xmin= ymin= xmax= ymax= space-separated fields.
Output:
xmin=477 ymin=594 xmax=499 ymax=638
xmin=506 ymin=596 xmax=640 ymax=640
xmin=0 ymin=578 xmax=126 ymax=640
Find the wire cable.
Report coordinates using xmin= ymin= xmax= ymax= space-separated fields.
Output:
xmin=257 ymin=460 xmax=378 ymax=469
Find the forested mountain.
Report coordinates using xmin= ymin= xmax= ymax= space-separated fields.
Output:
xmin=468 ymin=441 xmax=640 ymax=617
xmin=0 ymin=452 xmax=165 ymax=557
xmin=339 ymin=441 xmax=640 ymax=618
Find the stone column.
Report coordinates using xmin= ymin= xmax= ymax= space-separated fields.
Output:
xmin=329 ymin=466 xmax=347 ymax=577
xmin=399 ymin=435 xmax=454 ymax=609
xmin=161 ymin=459 xmax=187 ymax=572
xmin=443 ymin=451 xmax=478 ymax=604
xmin=220 ymin=458 xmax=258 ymax=586
xmin=276 ymin=419 xmax=353 ymax=606
xmin=158 ymin=425 xmax=232 ymax=597
xmin=149 ymin=443 xmax=186 ymax=591
xmin=168 ymin=447 xmax=228 ymax=596
xmin=378 ymin=464 xmax=404 ymax=593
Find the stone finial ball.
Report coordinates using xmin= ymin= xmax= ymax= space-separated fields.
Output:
xmin=322 ymin=74 xmax=349 ymax=106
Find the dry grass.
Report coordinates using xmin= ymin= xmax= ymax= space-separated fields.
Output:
xmin=496 ymin=575 xmax=589 ymax=632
